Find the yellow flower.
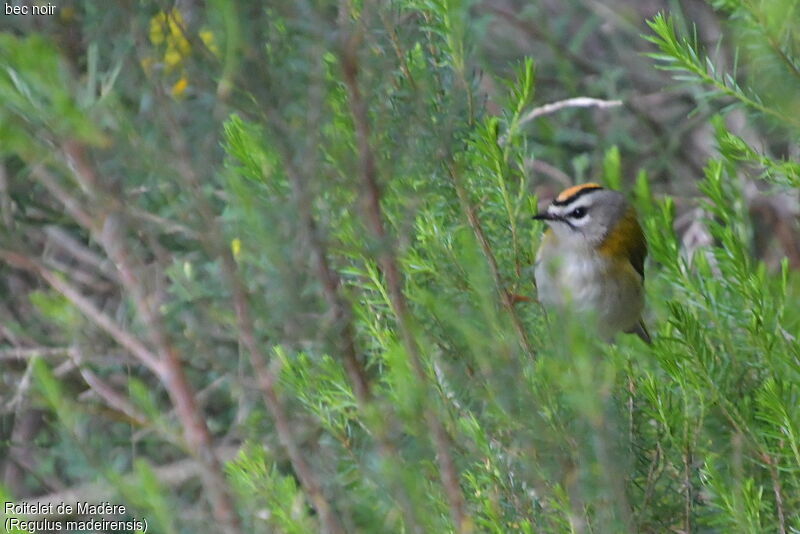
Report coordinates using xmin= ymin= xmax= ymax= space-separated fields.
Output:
xmin=164 ymin=43 xmax=185 ymax=71
xmin=148 ymin=10 xmax=171 ymax=45
xmin=231 ymin=238 xmax=242 ymax=259
xmin=199 ymin=29 xmax=220 ymax=57
xmin=146 ymin=8 xmax=218 ymax=82
xmin=140 ymin=56 xmax=155 ymax=76
xmin=171 ymin=75 xmax=189 ymax=98
xmin=149 ymin=8 xmax=191 ymax=71
xmin=59 ymin=6 xmax=75 ymax=21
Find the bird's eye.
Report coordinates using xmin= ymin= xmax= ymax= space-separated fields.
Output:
xmin=570 ymin=207 xmax=587 ymax=218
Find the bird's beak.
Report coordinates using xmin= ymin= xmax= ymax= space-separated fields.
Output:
xmin=533 ymin=211 xmax=576 ymax=231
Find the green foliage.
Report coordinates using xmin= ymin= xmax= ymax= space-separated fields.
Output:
xmin=116 ymin=460 xmax=181 ymax=534
xmin=0 ymin=34 xmax=106 ymax=151
xmin=710 ymin=0 xmax=800 ymax=119
xmin=1 ymin=1 xmax=799 ymax=533
xmin=713 ymin=117 xmax=800 ymax=187
xmin=32 ymin=358 xmax=80 ymax=430
xmin=227 ymin=445 xmax=318 ymax=533
xmin=28 ymin=290 xmax=82 ymax=330
xmin=603 ymin=145 xmax=622 ymax=190
xmin=636 ymin=152 xmax=800 ymax=530
xmin=645 ymin=11 xmax=800 ymax=130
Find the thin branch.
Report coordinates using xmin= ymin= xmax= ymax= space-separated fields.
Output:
xmin=2 ymin=409 xmax=45 ymax=496
xmin=744 ymin=4 xmax=800 ymax=83
xmin=257 ymin=35 xmax=423 ymax=528
xmin=273 ymin=126 xmax=423 ymax=533
xmin=281 ymin=152 xmax=371 ymax=405
xmin=636 ymin=442 xmax=664 ymax=528
xmin=339 ymin=34 xmax=470 ymax=532
xmin=4 ymin=352 xmax=37 ymax=414
xmin=516 ymin=97 xmax=623 ymax=131
xmin=156 ymin=102 xmax=346 ymax=534
xmin=526 ymin=158 xmax=573 ymax=188
xmin=127 ymin=207 xmax=200 ymax=239
xmin=30 ymin=164 xmax=97 ymax=231
xmin=0 ymin=347 xmax=76 ymax=361
xmin=764 ymin=453 xmax=787 ymax=534
xmin=0 ymin=162 xmax=13 ymax=228
xmin=0 ymin=250 xmax=165 ymax=375
xmin=18 ymin=445 xmax=242 ymax=518
xmin=40 ymin=256 xmax=113 ymax=293
xmin=43 ymin=225 xmax=118 ymax=281
xmin=226 ymin=257 xmax=346 ymax=534
xmin=683 ymin=442 xmax=693 ymax=534
xmin=68 ymin=350 xmax=151 ymax=428
xmin=447 ymin=163 xmax=535 ymax=359
xmin=60 ymin=142 xmax=242 ymax=534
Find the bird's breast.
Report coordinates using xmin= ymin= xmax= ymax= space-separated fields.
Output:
xmin=535 ymin=245 xmax=644 ymax=336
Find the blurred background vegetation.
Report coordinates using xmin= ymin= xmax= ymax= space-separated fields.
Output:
xmin=1 ymin=0 xmax=799 ymax=532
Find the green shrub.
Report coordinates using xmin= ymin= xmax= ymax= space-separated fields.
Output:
xmin=0 ymin=1 xmax=798 ymax=532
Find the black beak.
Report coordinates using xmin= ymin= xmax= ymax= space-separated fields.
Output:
xmin=533 ymin=212 xmax=574 ymax=229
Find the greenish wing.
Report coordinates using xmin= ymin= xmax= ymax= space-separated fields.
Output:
xmin=629 ymin=218 xmax=647 ymax=279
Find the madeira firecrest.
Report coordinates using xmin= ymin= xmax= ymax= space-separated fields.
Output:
xmin=533 ymin=183 xmax=650 ymax=343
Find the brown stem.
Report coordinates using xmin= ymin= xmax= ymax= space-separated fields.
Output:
xmin=68 ymin=351 xmax=151 ymax=429
xmin=156 ymin=105 xmax=346 ymax=534
xmin=19 ymin=445 xmax=242 ymax=517
xmin=287 ymin=163 xmax=371 ymax=402
xmin=0 ymin=251 xmax=165 ymax=375
xmin=3 ymin=409 xmax=45 ymax=497
xmin=30 ymin=164 xmax=97 ymax=232
xmin=447 ymin=164 xmax=535 ymax=359
xmin=683 ymin=443 xmax=693 ymax=534
xmin=637 ymin=442 xmax=663 ymax=527
xmin=224 ymin=258 xmax=346 ymax=534
xmin=277 ymin=144 xmax=423 ymax=533
xmin=339 ymin=37 xmax=470 ymax=532
xmin=57 ymin=143 xmax=242 ymax=534
xmin=764 ymin=453 xmax=787 ymax=534
xmin=42 ymin=225 xmax=118 ymax=281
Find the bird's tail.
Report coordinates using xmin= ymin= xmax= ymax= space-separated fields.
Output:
xmin=629 ymin=320 xmax=652 ymax=344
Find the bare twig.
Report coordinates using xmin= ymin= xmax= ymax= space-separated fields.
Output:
xmin=127 ymin=207 xmax=200 ymax=239
xmin=683 ymin=442 xmax=693 ymax=534
xmin=43 ymin=225 xmax=118 ymax=281
xmin=157 ymin=102 xmax=346 ymax=534
xmin=636 ymin=442 xmax=664 ymax=528
xmin=0 ymin=162 xmax=13 ymax=228
xmin=764 ymin=453 xmax=787 ymax=534
xmin=29 ymin=164 xmax=97 ymax=232
xmin=18 ymin=445 xmax=242 ymax=518
xmin=4 ymin=353 xmax=37 ymax=413
xmin=339 ymin=33 xmax=470 ymax=532
xmin=2 ymin=409 xmax=45 ymax=496
xmin=226 ymin=259 xmax=346 ymax=534
xmin=0 ymin=347 xmax=75 ymax=361
xmin=52 ymin=141 xmax=242 ymax=534
xmin=525 ymin=158 xmax=572 ymax=187
xmin=68 ymin=351 xmax=151 ymax=428
xmin=516 ymin=97 xmax=623 ymax=131
xmin=41 ymin=256 xmax=114 ymax=292
xmin=447 ymin=164 xmax=535 ymax=359
xmin=272 ymin=121 xmax=423 ymax=533
xmin=250 ymin=31 xmax=424 ymax=528
xmin=0 ymin=251 xmax=165 ymax=374
xmin=287 ymin=165 xmax=371 ymax=402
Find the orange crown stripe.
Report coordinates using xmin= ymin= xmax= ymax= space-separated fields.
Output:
xmin=555 ymin=183 xmax=603 ymax=203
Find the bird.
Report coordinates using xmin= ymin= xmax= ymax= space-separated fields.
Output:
xmin=533 ymin=183 xmax=651 ymax=343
